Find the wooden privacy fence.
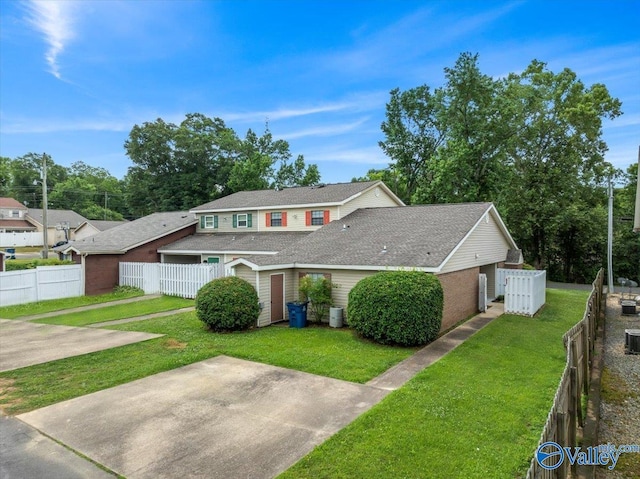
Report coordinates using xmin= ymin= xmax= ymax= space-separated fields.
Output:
xmin=525 ymin=269 xmax=604 ymax=479
xmin=504 ymin=270 xmax=547 ymax=316
xmin=0 ymin=265 xmax=83 ymax=306
xmin=119 ymin=262 xmax=225 ymax=298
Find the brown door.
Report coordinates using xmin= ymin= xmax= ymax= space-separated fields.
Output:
xmin=270 ymin=274 xmax=284 ymax=323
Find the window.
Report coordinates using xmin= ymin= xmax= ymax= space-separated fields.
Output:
xmin=233 ymin=213 xmax=252 ymax=228
xmin=11 ymin=210 xmax=19 ymax=218
xmin=311 ymin=210 xmax=324 ymax=226
xmin=200 ymin=215 xmax=218 ymax=229
xmin=271 ymin=212 xmax=282 ymax=227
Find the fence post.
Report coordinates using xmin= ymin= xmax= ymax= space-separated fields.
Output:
xmin=556 ymin=411 xmax=567 ymax=479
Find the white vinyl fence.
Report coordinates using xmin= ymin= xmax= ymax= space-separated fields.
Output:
xmin=0 ymin=265 xmax=83 ymax=307
xmin=502 ymin=269 xmax=546 ymax=316
xmin=119 ymin=262 xmax=225 ymax=298
xmin=0 ymin=232 xmax=42 ymax=247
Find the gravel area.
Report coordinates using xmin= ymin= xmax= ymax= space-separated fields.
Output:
xmin=596 ymin=293 xmax=640 ymax=479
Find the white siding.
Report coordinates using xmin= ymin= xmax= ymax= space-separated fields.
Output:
xmin=197 ymin=211 xmax=259 ymax=233
xmin=439 ymin=211 xmax=511 ymax=274
xmin=339 ymin=185 xmax=400 ymax=217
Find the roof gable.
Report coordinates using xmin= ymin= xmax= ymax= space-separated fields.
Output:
xmin=190 ymin=181 xmax=402 ymax=213
xmin=27 ymin=209 xmax=88 ymax=228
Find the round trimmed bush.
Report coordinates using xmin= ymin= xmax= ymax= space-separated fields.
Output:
xmin=195 ymin=276 xmax=259 ymax=332
xmin=348 ymin=271 xmax=443 ymax=346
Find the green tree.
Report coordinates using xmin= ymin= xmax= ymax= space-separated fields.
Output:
xmin=613 ymin=163 xmax=640 ymax=283
xmin=7 ymin=153 xmax=67 ymax=208
xmin=228 ymin=125 xmax=320 ymax=192
xmin=48 ymin=161 xmax=127 ymax=219
xmin=379 ymin=85 xmax=445 ymax=203
xmin=501 ymin=61 xmax=622 ymax=273
xmin=0 ymin=157 xmax=11 ymax=193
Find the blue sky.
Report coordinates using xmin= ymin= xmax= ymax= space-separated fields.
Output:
xmin=1 ymin=0 xmax=638 ymax=184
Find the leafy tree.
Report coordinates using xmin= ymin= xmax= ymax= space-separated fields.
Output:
xmin=379 ymin=85 xmax=445 ymax=203
xmin=613 ymin=163 xmax=640 ymax=283
xmin=0 ymin=157 xmax=11 ymax=192
xmin=6 ymin=153 xmax=67 ymax=208
xmin=228 ymin=125 xmax=320 ymax=192
xmin=501 ymin=61 xmax=621 ymax=273
xmin=48 ymin=161 xmax=127 ymax=219
xmin=378 ymin=53 xmax=623 ymax=281
xmin=124 ymin=114 xmax=320 ymax=215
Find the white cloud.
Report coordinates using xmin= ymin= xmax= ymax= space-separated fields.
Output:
xmin=279 ymin=118 xmax=370 ymax=140
xmin=24 ymin=0 xmax=76 ymax=79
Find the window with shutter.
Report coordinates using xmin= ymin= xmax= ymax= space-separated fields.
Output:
xmin=270 ymin=212 xmax=282 ymax=227
xmin=311 ymin=210 xmax=324 ymax=226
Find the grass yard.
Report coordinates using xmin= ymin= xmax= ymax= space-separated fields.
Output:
xmin=279 ymin=288 xmax=590 ymax=479
xmin=33 ymin=296 xmax=194 ymax=326
xmin=0 ymin=289 xmax=144 ymax=319
xmin=0 ymin=312 xmax=416 ymax=415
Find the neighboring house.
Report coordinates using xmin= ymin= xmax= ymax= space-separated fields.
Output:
xmin=74 ymin=220 xmax=129 ymax=241
xmin=60 ymin=212 xmax=198 ymax=295
xmin=0 ymin=198 xmax=34 ymax=233
xmin=26 ymin=209 xmax=88 ymax=245
xmin=228 ymin=203 xmax=522 ymax=330
xmin=160 ymin=181 xmax=404 ymax=264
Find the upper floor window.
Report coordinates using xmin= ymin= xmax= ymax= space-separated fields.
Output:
xmin=200 ymin=215 xmax=218 ymax=229
xmin=11 ymin=210 xmax=19 ymax=218
xmin=271 ymin=212 xmax=282 ymax=226
xmin=306 ymin=210 xmax=329 ymax=226
xmin=266 ymin=211 xmax=289 ymax=227
xmin=233 ymin=213 xmax=252 ymax=228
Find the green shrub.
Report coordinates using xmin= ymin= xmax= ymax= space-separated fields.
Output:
xmin=113 ymin=285 xmax=144 ymax=296
xmin=348 ymin=271 xmax=443 ymax=346
xmin=299 ymin=275 xmax=335 ymax=323
xmin=195 ymin=276 xmax=259 ymax=332
xmin=5 ymin=258 xmax=74 ymax=271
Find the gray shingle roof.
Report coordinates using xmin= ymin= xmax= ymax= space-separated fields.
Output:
xmin=159 ymin=232 xmax=310 ymax=253
xmin=27 ymin=209 xmax=88 ymax=228
xmin=66 ymin=212 xmax=197 ymax=254
xmin=245 ymin=203 xmax=495 ymax=269
xmin=87 ymin=220 xmax=128 ymax=231
xmin=190 ymin=181 xmax=387 ymax=212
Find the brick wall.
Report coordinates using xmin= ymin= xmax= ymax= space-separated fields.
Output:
xmin=437 ymin=267 xmax=480 ymax=331
xmin=81 ymin=225 xmax=197 ymax=295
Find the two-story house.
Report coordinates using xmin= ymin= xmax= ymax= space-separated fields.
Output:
xmin=0 ymin=197 xmax=34 ymax=233
xmin=158 ymin=181 xmax=404 ymax=265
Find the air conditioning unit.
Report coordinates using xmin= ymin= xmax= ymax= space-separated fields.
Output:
xmin=625 ymin=329 xmax=640 ymax=355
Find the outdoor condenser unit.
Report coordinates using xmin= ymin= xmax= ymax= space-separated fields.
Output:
xmin=625 ymin=329 xmax=640 ymax=355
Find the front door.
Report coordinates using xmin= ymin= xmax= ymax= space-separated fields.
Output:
xmin=270 ymin=274 xmax=284 ymax=323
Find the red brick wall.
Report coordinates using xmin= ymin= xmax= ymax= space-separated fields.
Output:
xmin=82 ymin=225 xmax=196 ymax=295
xmin=437 ymin=267 xmax=480 ymax=331
xmin=0 ymin=253 xmax=4 ymax=272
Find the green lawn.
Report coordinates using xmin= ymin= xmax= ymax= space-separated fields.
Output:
xmin=33 ymin=296 xmax=194 ymax=326
xmin=0 ymin=312 xmax=416 ymax=415
xmin=0 ymin=289 xmax=144 ymax=319
xmin=279 ymin=288 xmax=590 ymax=479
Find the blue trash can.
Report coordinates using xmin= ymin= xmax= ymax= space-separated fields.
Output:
xmin=286 ymin=302 xmax=308 ymax=328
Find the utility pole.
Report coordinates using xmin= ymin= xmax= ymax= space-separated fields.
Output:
xmin=607 ymin=177 xmax=614 ymax=293
xmin=41 ymin=153 xmax=49 ymax=259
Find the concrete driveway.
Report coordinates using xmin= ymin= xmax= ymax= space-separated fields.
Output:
xmin=0 ymin=319 xmax=163 ymax=372
xmin=18 ymin=355 xmax=389 ymax=479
